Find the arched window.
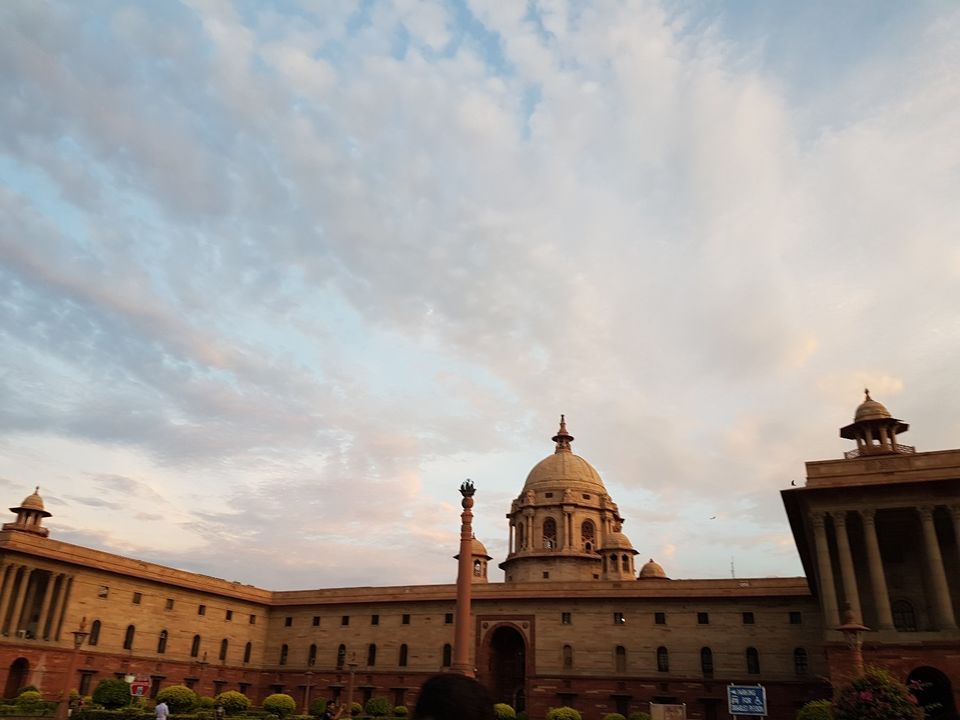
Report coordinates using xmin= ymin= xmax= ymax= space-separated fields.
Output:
xmin=543 ymin=518 xmax=557 ymax=549
xmin=615 ymin=645 xmax=626 ymax=673
xmin=367 ymin=643 xmax=377 ymax=666
xmin=473 ymin=560 xmax=482 ymax=577
xmin=892 ymin=599 xmax=917 ymax=631
xmin=243 ymin=642 xmax=252 ymax=664
xmin=279 ymin=644 xmax=288 ymax=665
xmin=746 ymin=647 xmax=760 ymax=674
xmin=656 ymin=646 xmax=669 ymax=673
xmin=517 ymin=523 xmax=525 ymax=549
xmin=602 ymin=555 xmax=608 ymax=572
xmin=308 ymin=644 xmax=317 ymax=666
xmin=793 ymin=648 xmax=808 ymax=676
xmin=581 ymin=520 xmax=595 ymax=551
xmin=442 ymin=643 xmax=452 ymax=667
xmin=157 ymin=630 xmax=168 ymax=655
xmin=190 ymin=635 xmax=201 ymax=658
xmin=621 ymin=554 xmax=629 ymax=572
xmin=700 ymin=647 xmax=713 ymax=678
xmin=336 ymin=644 xmax=346 ymax=669
xmin=88 ymin=620 xmax=101 ymax=647
xmin=123 ymin=625 xmax=135 ymax=651
xmin=219 ymin=639 xmax=228 ymax=662
xmin=562 ymin=645 xmax=573 ymax=670
xmin=399 ymin=644 xmax=408 ymax=667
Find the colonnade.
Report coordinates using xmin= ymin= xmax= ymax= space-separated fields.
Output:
xmin=810 ymin=505 xmax=958 ymax=631
xmin=0 ymin=564 xmax=73 ymax=641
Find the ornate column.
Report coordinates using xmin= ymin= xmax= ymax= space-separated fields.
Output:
xmin=810 ymin=512 xmax=840 ymax=626
xmin=452 ymin=480 xmax=476 ymax=677
xmin=918 ymin=506 xmax=957 ymax=629
xmin=8 ymin=567 xmax=34 ymax=636
xmin=831 ymin=511 xmax=862 ymax=622
xmin=859 ymin=509 xmax=894 ymax=629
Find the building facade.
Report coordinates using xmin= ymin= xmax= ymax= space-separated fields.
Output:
xmin=0 ymin=396 xmax=956 ymax=719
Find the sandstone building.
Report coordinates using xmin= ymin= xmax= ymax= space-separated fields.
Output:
xmin=0 ymin=396 xmax=956 ymax=720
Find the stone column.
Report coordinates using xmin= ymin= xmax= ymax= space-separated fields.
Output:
xmin=0 ymin=565 xmax=19 ymax=634
xmin=8 ymin=567 xmax=34 ymax=636
xmin=810 ymin=512 xmax=840 ymax=626
xmin=451 ymin=481 xmax=476 ymax=677
xmin=831 ymin=511 xmax=862 ymax=622
xmin=508 ymin=523 xmax=514 ymax=555
xmin=951 ymin=506 xmax=960 ymax=574
xmin=859 ymin=509 xmax=894 ymax=629
xmin=918 ymin=506 xmax=957 ymax=629
xmin=36 ymin=572 xmax=55 ymax=640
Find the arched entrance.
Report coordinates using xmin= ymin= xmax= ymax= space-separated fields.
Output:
xmin=487 ymin=626 xmax=526 ymax=711
xmin=4 ymin=658 xmax=29 ymax=698
xmin=908 ymin=666 xmax=957 ymax=720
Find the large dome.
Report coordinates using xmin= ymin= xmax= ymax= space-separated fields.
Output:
xmin=854 ymin=390 xmax=891 ymax=422
xmin=524 ymin=452 xmax=607 ymax=493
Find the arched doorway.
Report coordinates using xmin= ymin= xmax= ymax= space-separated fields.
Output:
xmin=487 ymin=626 xmax=526 ymax=711
xmin=4 ymin=658 xmax=29 ymax=698
xmin=908 ymin=667 xmax=957 ymax=720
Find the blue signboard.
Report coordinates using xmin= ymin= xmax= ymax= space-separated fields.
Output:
xmin=727 ymin=685 xmax=767 ymax=716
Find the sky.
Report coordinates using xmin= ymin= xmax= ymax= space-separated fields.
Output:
xmin=1 ymin=0 xmax=959 ymax=591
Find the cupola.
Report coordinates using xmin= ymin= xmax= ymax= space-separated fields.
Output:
xmin=455 ymin=535 xmax=493 ymax=583
xmin=839 ymin=390 xmax=913 ymax=459
xmin=3 ymin=487 xmax=52 ymax=537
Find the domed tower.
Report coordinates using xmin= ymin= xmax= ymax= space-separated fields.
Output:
xmin=3 ymin=487 xmax=52 ymax=537
xmin=500 ymin=416 xmax=636 ymax=583
xmin=455 ymin=536 xmax=493 ymax=583
xmin=600 ymin=524 xmax=639 ymax=580
xmin=840 ymin=390 xmax=913 ymax=459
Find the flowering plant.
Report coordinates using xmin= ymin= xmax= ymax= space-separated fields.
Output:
xmin=833 ymin=667 xmax=922 ymax=720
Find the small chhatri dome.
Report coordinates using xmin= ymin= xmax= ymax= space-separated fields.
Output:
xmin=470 ymin=536 xmax=491 ymax=559
xmin=638 ymin=558 xmax=668 ymax=579
xmin=854 ymin=389 xmax=892 ymax=422
xmin=523 ymin=416 xmax=607 ymax=493
xmin=10 ymin=486 xmax=51 ymax=518
xmin=602 ymin=530 xmax=634 ymax=550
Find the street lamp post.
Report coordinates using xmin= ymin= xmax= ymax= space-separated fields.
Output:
xmin=57 ymin=618 xmax=89 ymax=720
xmin=344 ymin=654 xmax=358 ymax=715
xmin=835 ymin=603 xmax=870 ymax=678
xmin=303 ymin=671 xmax=313 ymax=715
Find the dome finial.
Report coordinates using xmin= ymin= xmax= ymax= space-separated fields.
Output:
xmin=552 ymin=414 xmax=574 ymax=453
xmin=864 ymin=388 xmax=871 ymax=401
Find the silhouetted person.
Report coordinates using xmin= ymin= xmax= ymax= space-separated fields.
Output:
xmin=412 ymin=674 xmax=495 ymax=720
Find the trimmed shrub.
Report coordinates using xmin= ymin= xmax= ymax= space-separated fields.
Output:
xmin=363 ymin=698 xmax=391 ymax=717
xmin=393 ymin=707 xmax=408 ymax=717
xmin=833 ymin=668 xmax=922 ymax=720
xmin=157 ymin=686 xmax=200 ymax=714
xmin=628 ymin=714 xmax=650 ymax=720
xmin=349 ymin=704 xmax=361 ymax=717
xmin=18 ymin=687 xmax=40 ymax=696
xmin=199 ymin=698 xmax=216 ymax=710
xmin=602 ymin=714 xmax=625 ymax=720
xmin=546 ymin=708 xmax=581 ymax=720
xmin=92 ymin=680 xmax=132 ymax=710
xmin=216 ymin=693 xmax=251 ymax=715
xmin=261 ymin=695 xmax=296 ymax=718
xmin=797 ymin=699 xmax=833 ymax=720
xmin=494 ymin=704 xmax=516 ymax=720
xmin=16 ymin=692 xmax=42 ymax=705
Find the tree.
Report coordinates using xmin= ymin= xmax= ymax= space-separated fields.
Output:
xmin=833 ymin=667 xmax=922 ymax=720
xmin=156 ymin=685 xmax=200 ymax=714
xmin=92 ymin=679 xmax=131 ymax=710
xmin=215 ymin=691 xmax=251 ymax=715
xmin=262 ymin=694 xmax=297 ymax=718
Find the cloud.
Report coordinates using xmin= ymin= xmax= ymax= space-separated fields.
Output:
xmin=0 ymin=0 xmax=958 ymax=587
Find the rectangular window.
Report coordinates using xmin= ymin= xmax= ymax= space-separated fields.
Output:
xmin=198 ymin=604 xmax=206 ymax=616
xmin=98 ymin=586 xmax=109 ymax=598
xmin=313 ymin=616 xmax=320 ymax=627
xmin=789 ymin=611 xmax=802 ymax=624
xmin=542 ymin=571 xmax=550 ymax=579
xmin=132 ymin=592 xmax=142 ymax=604
xmin=654 ymin=612 xmax=666 ymax=625
xmin=372 ymin=614 xmax=380 ymax=626
xmin=444 ymin=613 xmax=453 ymax=624
xmin=165 ymin=598 xmax=174 ymax=610
xmin=285 ymin=617 xmax=293 ymax=627
xmin=613 ymin=612 xmax=626 ymax=625
xmin=341 ymin=615 xmax=350 ymax=626
xmin=742 ymin=612 xmax=755 ymax=625
xmin=697 ymin=612 xmax=710 ymax=625
xmin=249 ymin=615 xmax=256 ymax=625
xmin=226 ymin=610 xmax=233 ymax=621
xmin=402 ymin=614 xmax=410 ymax=625
xmin=561 ymin=612 xmax=571 ymax=625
